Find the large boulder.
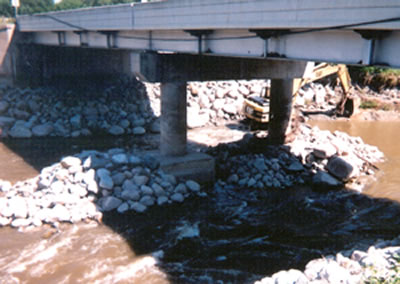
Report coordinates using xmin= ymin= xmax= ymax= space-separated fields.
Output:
xmin=327 ymin=156 xmax=354 ymax=181
xmin=32 ymin=123 xmax=54 ymax=137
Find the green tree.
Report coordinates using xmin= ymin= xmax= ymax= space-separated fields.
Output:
xmin=19 ymin=0 xmax=54 ymax=15
xmin=0 ymin=0 xmax=13 ymax=17
xmin=54 ymin=0 xmax=140 ymax=11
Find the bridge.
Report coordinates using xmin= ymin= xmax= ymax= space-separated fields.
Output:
xmin=12 ymin=0 xmax=400 ymax=181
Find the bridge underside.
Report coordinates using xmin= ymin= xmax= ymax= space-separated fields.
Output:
xmin=22 ymin=28 xmax=400 ymax=68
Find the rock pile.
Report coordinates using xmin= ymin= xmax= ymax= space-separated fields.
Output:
xmin=289 ymin=124 xmax=384 ymax=190
xmin=145 ymin=80 xmax=269 ymax=128
xmin=0 ymin=149 xmax=203 ymax=229
xmin=256 ymin=238 xmax=400 ymax=284
xmin=208 ymin=124 xmax=384 ymax=191
xmin=0 ymin=78 xmax=157 ymax=138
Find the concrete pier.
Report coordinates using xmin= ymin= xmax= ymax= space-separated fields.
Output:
xmin=160 ymin=81 xmax=187 ymax=156
xmin=268 ymin=79 xmax=294 ymax=145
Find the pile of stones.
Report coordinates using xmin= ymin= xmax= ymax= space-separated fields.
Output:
xmin=0 ymin=149 xmax=203 ymax=229
xmin=256 ymin=238 xmax=400 ymax=284
xmin=0 ymin=78 xmax=158 ymax=138
xmin=145 ymin=80 xmax=270 ymax=128
xmin=208 ymin=124 xmax=384 ymax=191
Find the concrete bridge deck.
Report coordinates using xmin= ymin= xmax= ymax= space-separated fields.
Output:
xmin=16 ymin=0 xmax=400 ymax=67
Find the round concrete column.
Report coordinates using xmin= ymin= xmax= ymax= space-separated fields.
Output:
xmin=268 ymin=79 xmax=293 ymax=145
xmin=160 ymin=81 xmax=187 ymax=156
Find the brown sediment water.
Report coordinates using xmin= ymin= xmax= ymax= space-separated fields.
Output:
xmin=311 ymin=120 xmax=400 ymax=202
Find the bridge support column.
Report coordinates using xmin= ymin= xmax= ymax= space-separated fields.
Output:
xmin=268 ymin=79 xmax=293 ymax=144
xmin=160 ymin=80 xmax=187 ymax=156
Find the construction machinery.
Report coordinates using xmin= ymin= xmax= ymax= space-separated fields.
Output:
xmin=243 ymin=63 xmax=353 ymax=123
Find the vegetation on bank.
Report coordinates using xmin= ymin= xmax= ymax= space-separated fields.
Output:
xmin=350 ymin=66 xmax=400 ymax=91
xmin=0 ymin=0 xmax=143 ymax=16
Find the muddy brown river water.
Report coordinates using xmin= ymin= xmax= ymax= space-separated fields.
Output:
xmin=0 ymin=121 xmax=400 ymax=283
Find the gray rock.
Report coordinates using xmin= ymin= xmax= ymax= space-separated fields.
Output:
xmin=32 ymin=123 xmax=54 ymax=137
xmin=13 ymin=109 xmax=30 ymax=120
xmin=171 ymin=193 xmax=184 ymax=203
xmin=157 ymin=196 xmax=168 ymax=206
xmin=129 ymin=155 xmax=142 ymax=165
xmin=139 ymin=195 xmax=155 ymax=206
xmin=133 ymin=126 xmax=146 ymax=135
xmin=227 ymin=174 xmax=239 ymax=183
xmin=0 ymin=116 xmax=15 ymax=127
xmin=327 ymin=156 xmax=354 ymax=181
xmin=97 ymin=168 xmax=114 ymax=190
xmin=270 ymin=269 xmax=308 ymax=284
xmin=28 ymin=100 xmax=40 ymax=113
xmin=187 ymin=111 xmax=209 ymax=129
xmin=0 ymin=181 xmax=12 ymax=192
xmin=11 ymin=218 xmax=32 ymax=228
xmin=9 ymin=125 xmax=32 ymax=138
xmin=61 ymin=156 xmax=82 ymax=169
xmin=254 ymin=158 xmax=267 ymax=172
xmin=313 ymin=143 xmax=337 ymax=159
xmin=111 ymin=153 xmax=128 ymax=165
xmin=70 ymin=114 xmax=81 ymax=129
xmin=121 ymin=189 xmax=140 ymax=201
xmin=52 ymin=204 xmax=71 ymax=222
xmin=175 ymin=183 xmax=187 ymax=194
xmin=112 ymin=173 xmax=126 ymax=186
xmin=108 ymin=125 xmax=125 ymax=136
xmin=186 ymin=180 xmax=201 ymax=192
xmin=0 ymin=216 xmax=11 ymax=226
xmin=122 ymin=179 xmax=138 ymax=191
xmin=150 ymin=119 xmax=161 ymax=133
xmin=101 ymin=196 xmax=122 ymax=212
xmin=131 ymin=202 xmax=147 ymax=213
xmin=141 ymin=185 xmax=154 ymax=196
xmin=133 ymin=175 xmax=149 ymax=186
xmin=0 ymin=101 xmax=9 ymax=114
xmin=8 ymin=197 xmax=28 ymax=219
xmin=286 ymin=161 xmax=304 ymax=172
xmin=84 ymin=155 xmax=108 ymax=170
xmin=117 ymin=202 xmax=129 ymax=214
xmin=222 ymin=103 xmax=237 ymax=115
xmin=312 ymin=171 xmax=342 ymax=187
xmin=152 ymin=183 xmax=166 ymax=197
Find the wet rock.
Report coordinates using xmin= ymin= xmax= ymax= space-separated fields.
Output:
xmin=139 ymin=195 xmax=155 ymax=206
xmin=133 ymin=126 xmax=146 ymax=135
xmin=327 ymin=156 xmax=354 ymax=181
xmin=117 ymin=202 xmax=129 ymax=214
xmin=9 ymin=125 xmax=32 ymax=138
xmin=0 ymin=101 xmax=9 ymax=114
xmin=11 ymin=218 xmax=31 ymax=228
xmin=111 ymin=153 xmax=128 ymax=165
xmin=108 ymin=125 xmax=125 ymax=136
xmin=96 ymin=168 xmax=114 ymax=190
xmin=312 ymin=171 xmax=342 ymax=187
xmin=171 ymin=193 xmax=184 ymax=203
xmin=186 ymin=180 xmax=201 ymax=192
xmin=0 ymin=116 xmax=15 ymax=127
xmin=131 ymin=202 xmax=147 ymax=213
xmin=100 ymin=196 xmax=122 ymax=212
xmin=157 ymin=196 xmax=168 ymax=206
xmin=133 ymin=175 xmax=149 ymax=186
xmin=121 ymin=188 xmax=140 ymax=201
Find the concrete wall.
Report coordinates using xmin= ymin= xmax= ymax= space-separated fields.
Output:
xmin=0 ymin=24 xmax=16 ymax=85
xmin=16 ymin=44 xmax=132 ymax=87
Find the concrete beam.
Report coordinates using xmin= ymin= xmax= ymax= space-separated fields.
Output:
xmin=132 ymin=52 xmax=307 ymax=82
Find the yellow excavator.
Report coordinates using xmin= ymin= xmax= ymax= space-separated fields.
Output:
xmin=243 ymin=63 xmax=353 ymax=123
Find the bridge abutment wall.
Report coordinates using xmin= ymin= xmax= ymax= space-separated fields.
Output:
xmin=15 ymin=44 xmax=133 ymax=87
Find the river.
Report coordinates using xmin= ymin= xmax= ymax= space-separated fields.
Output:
xmin=1 ymin=121 xmax=400 ymax=283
